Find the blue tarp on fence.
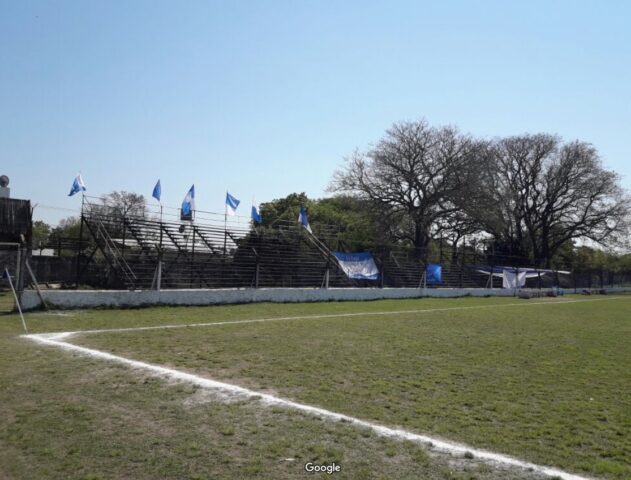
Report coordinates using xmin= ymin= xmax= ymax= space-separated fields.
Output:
xmin=426 ymin=264 xmax=442 ymax=285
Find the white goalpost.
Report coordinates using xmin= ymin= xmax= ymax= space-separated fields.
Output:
xmin=4 ymin=267 xmax=28 ymax=333
xmin=1 ymin=242 xmax=28 ymax=333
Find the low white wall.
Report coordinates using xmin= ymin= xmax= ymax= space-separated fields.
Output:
xmin=21 ymin=287 xmax=515 ymax=310
xmin=20 ymin=286 xmax=630 ymax=311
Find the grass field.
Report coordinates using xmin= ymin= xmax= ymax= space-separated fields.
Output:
xmin=1 ymin=295 xmax=630 ymax=480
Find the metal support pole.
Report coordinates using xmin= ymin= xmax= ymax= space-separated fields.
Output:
xmin=380 ymin=251 xmax=385 ymax=288
xmin=25 ymin=259 xmax=48 ymax=309
xmin=15 ymin=246 xmax=22 ymax=297
xmin=156 ymin=257 xmax=162 ymax=291
xmin=151 ymin=256 xmax=159 ymax=291
xmin=223 ymin=206 xmax=228 ymax=255
xmin=459 ymin=242 xmax=464 ymax=289
xmin=75 ymin=215 xmax=84 ymax=288
xmin=121 ymin=217 xmax=127 ymax=258
xmin=190 ymin=228 xmax=196 ymax=288
xmin=255 ymin=261 xmax=259 ymax=289
xmin=324 ymin=247 xmax=330 ymax=289
xmin=418 ymin=269 xmax=426 ymax=290
xmin=5 ymin=268 xmax=28 ymax=333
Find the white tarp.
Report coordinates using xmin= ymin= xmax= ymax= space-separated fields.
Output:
xmin=502 ymin=269 xmax=527 ymax=289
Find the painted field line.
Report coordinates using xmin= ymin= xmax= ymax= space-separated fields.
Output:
xmin=25 ymin=332 xmax=594 ymax=480
xmin=52 ymin=295 xmax=629 ymax=338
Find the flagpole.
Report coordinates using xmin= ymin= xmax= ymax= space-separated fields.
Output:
xmin=76 ymin=190 xmax=85 ymax=288
xmin=223 ymin=190 xmax=228 ymax=255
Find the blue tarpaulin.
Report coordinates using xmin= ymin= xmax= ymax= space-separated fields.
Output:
xmin=426 ymin=264 xmax=442 ymax=285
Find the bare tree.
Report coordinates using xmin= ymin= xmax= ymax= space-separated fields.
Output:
xmin=84 ymin=191 xmax=147 ymax=238
xmin=330 ymin=120 xmax=483 ymax=260
xmin=101 ymin=191 xmax=146 ymax=218
xmin=472 ymin=134 xmax=629 ymax=266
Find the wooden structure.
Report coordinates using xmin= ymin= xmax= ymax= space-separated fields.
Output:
xmin=0 ymin=198 xmax=32 ymax=246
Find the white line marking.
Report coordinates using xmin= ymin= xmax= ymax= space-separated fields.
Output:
xmin=46 ymin=296 xmax=629 ymax=339
xmin=25 ymin=332 xmax=597 ymax=480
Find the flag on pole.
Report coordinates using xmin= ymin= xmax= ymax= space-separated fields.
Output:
xmin=251 ymin=204 xmax=262 ymax=223
xmin=68 ymin=174 xmax=86 ymax=196
xmin=298 ymin=206 xmax=312 ymax=233
xmin=181 ymin=185 xmax=195 ymax=220
xmin=152 ymin=180 xmax=161 ymax=202
xmin=225 ymin=192 xmax=240 ymax=216
xmin=1 ymin=269 xmax=9 ymax=279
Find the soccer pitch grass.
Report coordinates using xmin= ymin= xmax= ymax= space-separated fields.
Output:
xmin=1 ymin=296 xmax=630 ymax=479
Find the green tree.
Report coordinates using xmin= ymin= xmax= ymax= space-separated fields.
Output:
xmin=32 ymin=220 xmax=51 ymax=248
xmin=258 ymin=193 xmax=380 ymax=250
xmin=50 ymin=216 xmax=81 ymax=240
xmin=259 ymin=192 xmax=309 ymax=228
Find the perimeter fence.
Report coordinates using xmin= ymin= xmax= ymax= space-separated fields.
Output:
xmin=27 ymin=196 xmax=631 ymax=292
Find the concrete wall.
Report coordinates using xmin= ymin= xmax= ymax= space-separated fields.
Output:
xmin=21 ymin=287 xmax=526 ymax=310
xmin=21 ymin=286 xmax=630 ymax=311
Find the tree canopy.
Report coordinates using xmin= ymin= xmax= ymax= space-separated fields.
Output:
xmin=330 ymin=120 xmax=485 ymax=259
xmin=258 ymin=193 xmax=379 ymax=249
xmin=328 ymin=120 xmax=629 ymax=265
xmin=469 ymin=134 xmax=629 ymax=266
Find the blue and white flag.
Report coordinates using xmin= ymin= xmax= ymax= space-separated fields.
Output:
xmin=333 ymin=252 xmax=380 ymax=281
xmin=152 ymin=180 xmax=161 ymax=202
xmin=298 ymin=206 xmax=312 ymax=233
xmin=68 ymin=174 xmax=86 ymax=197
xmin=181 ymin=185 xmax=195 ymax=220
xmin=225 ymin=192 xmax=240 ymax=216
xmin=251 ymin=204 xmax=262 ymax=223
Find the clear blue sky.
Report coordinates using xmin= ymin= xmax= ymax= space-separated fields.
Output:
xmin=1 ymin=0 xmax=630 ymax=225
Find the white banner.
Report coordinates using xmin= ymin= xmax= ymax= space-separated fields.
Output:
xmin=334 ymin=252 xmax=380 ymax=281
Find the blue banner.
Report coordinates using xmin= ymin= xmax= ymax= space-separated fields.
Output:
xmin=333 ymin=252 xmax=380 ymax=280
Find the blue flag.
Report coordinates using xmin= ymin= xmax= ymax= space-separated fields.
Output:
xmin=68 ymin=174 xmax=86 ymax=196
xmin=251 ymin=204 xmax=262 ymax=223
xmin=298 ymin=206 xmax=312 ymax=233
xmin=152 ymin=180 xmax=161 ymax=202
xmin=225 ymin=192 xmax=240 ymax=216
xmin=181 ymin=185 xmax=195 ymax=220
xmin=1 ymin=269 xmax=9 ymax=279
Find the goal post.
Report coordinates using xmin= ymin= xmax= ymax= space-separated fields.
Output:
xmin=0 ymin=243 xmax=24 ymax=316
